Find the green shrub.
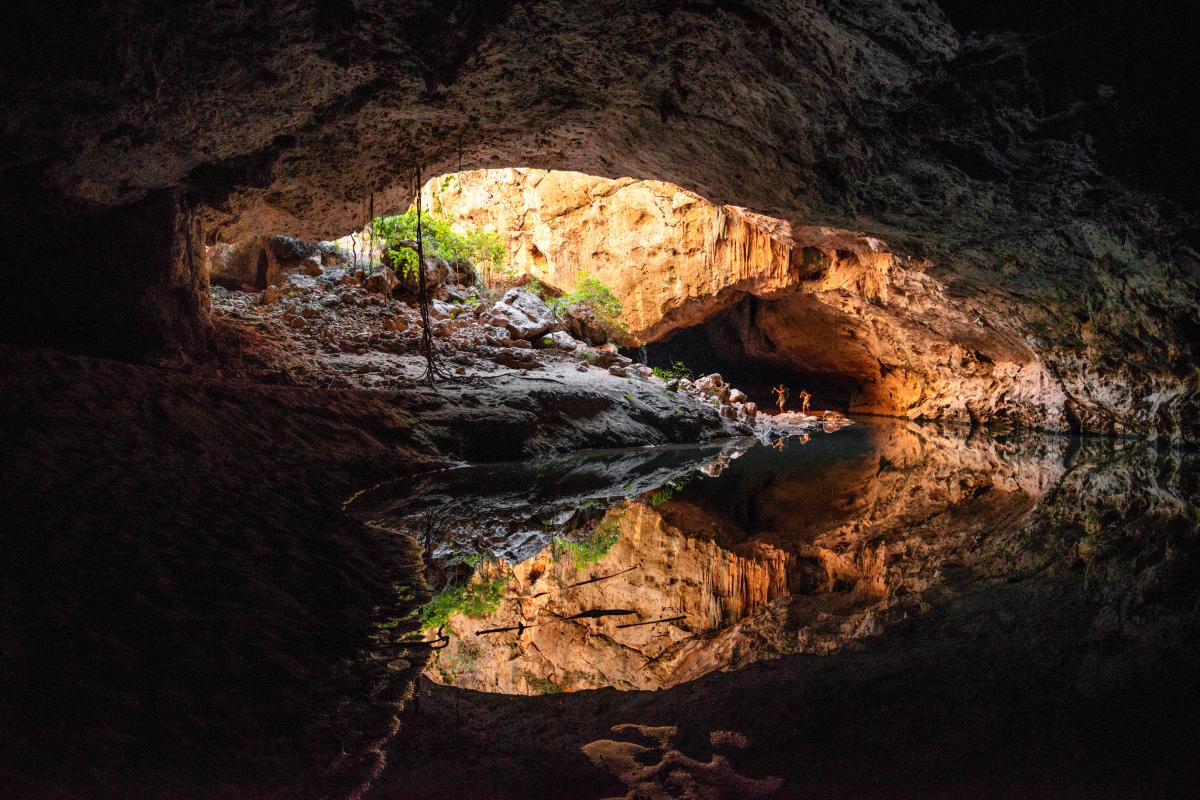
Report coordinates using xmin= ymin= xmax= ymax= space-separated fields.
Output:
xmin=524 ymin=674 xmax=565 ymax=695
xmin=370 ymin=210 xmax=507 ymax=285
xmin=548 ymin=271 xmax=626 ymax=333
xmin=652 ymin=361 xmax=693 ymax=383
xmin=649 ymin=476 xmax=692 ymax=508
xmin=420 ymin=573 xmax=507 ymax=630
xmin=553 ymin=515 xmax=622 ymax=569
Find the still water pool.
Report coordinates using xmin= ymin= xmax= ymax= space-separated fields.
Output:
xmin=349 ymin=419 xmax=1198 ymax=696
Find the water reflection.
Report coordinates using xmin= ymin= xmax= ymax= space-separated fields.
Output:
xmin=347 ymin=420 xmax=1198 ymax=696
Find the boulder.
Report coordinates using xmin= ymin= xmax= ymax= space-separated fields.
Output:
xmin=363 ymin=267 xmax=398 ymax=295
xmin=488 ymin=288 xmax=555 ymax=339
xmin=208 ymin=239 xmax=270 ymax=289
xmin=383 ymin=246 xmax=453 ymax=299
xmin=536 ymin=331 xmax=577 ymax=350
xmin=561 ymin=302 xmax=609 ymax=345
xmin=592 ymin=350 xmax=625 ymax=368
xmin=630 ymin=363 xmax=654 ymax=379
xmin=443 ymin=284 xmax=475 ymax=304
xmin=484 ymin=326 xmax=512 ymax=347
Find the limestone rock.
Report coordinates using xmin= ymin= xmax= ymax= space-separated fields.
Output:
xmin=209 ymin=235 xmax=330 ymax=290
xmin=536 ymin=331 xmax=577 ymax=350
xmin=488 ymin=288 xmax=555 ymax=340
xmin=561 ymin=302 xmax=610 ymax=345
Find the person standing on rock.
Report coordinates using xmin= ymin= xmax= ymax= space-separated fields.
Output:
xmin=771 ymin=384 xmax=788 ymax=414
xmin=799 ymin=390 xmax=811 ymax=414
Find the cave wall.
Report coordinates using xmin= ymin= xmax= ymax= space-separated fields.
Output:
xmin=428 ymin=168 xmax=1193 ymax=434
xmin=0 ymin=189 xmax=211 ymax=356
xmin=422 ymin=168 xmax=894 ymax=342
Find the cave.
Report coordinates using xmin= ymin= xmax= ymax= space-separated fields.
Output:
xmin=641 ymin=295 xmax=865 ymax=412
xmin=2 ymin=2 xmax=1200 ymax=799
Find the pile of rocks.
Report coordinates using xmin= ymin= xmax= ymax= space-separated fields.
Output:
xmin=208 ymin=235 xmax=342 ymax=290
xmin=666 ymin=373 xmax=758 ymax=425
xmin=209 ymin=267 xmax=634 ymax=389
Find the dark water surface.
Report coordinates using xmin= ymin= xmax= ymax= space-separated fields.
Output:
xmin=349 ymin=419 xmax=1200 ymax=701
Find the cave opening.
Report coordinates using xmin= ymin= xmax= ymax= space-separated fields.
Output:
xmin=203 ymin=167 xmax=886 ymax=418
xmin=637 ymin=295 xmax=862 ymax=412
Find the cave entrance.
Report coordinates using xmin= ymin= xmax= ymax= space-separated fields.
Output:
xmin=638 ymin=295 xmax=864 ymax=413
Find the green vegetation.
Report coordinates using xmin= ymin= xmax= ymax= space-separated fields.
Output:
xmin=524 ymin=674 xmax=566 ymax=695
xmin=553 ymin=514 xmax=622 ymax=569
xmin=420 ymin=573 xmax=507 ymax=630
xmin=370 ymin=210 xmax=507 ymax=285
xmin=548 ymin=271 xmax=624 ymax=328
xmin=523 ymin=275 xmax=551 ymax=300
xmin=649 ymin=476 xmax=692 ymax=508
xmin=652 ymin=361 xmax=693 ymax=383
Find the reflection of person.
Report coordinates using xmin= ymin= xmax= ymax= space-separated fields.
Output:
xmin=771 ymin=384 xmax=788 ymax=414
xmin=771 ymin=437 xmax=785 ymax=450
xmin=799 ymin=390 xmax=812 ymax=414
xmin=797 ymin=434 xmax=811 ymax=445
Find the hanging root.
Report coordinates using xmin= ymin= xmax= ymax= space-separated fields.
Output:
xmin=412 ymin=163 xmax=458 ymax=389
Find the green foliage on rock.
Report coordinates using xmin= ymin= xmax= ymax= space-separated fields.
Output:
xmin=652 ymin=361 xmax=693 ymax=383
xmin=553 ymin=514 xmax=622 ymax=569
xmin=370 ymin=210 xmax=507 ymax=284
xmin=420 ymin=573 xmax=506 ymax=630
xmin=649 ymin=476 xmax=693 ymax=508
xmin=548 ymin=271 xmax=623 ymax=328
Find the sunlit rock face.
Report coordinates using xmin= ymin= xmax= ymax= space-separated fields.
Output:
xmin=421 ymin=169 xmax=895 ymax=342
xmin=424 ymin=168 xmax=1189 ymax=434
xmin=428 ymin=502 xmax=799 ymax=693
